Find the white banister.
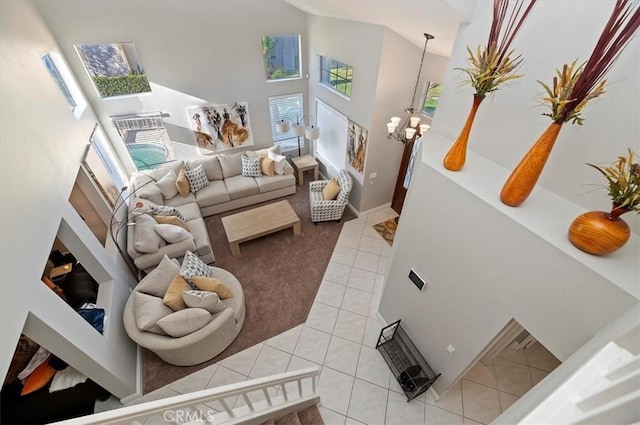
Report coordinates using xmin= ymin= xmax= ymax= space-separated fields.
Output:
xmin=52 ymin=367 xmax=320 ymax=425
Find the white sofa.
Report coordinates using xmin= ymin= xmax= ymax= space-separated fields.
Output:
xmin=127 ymin=147 xmax=296 ymax=272
xmin=123 ymin=257 xmax=245 ymax=366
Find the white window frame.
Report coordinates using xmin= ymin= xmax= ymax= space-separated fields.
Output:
xmin=262 ymin=35 xmax=302 ymax=82
xmin=41 ymin=51 xmax=87 ymax=119
xmin=268 ymin=93 xmax=304 ymax=153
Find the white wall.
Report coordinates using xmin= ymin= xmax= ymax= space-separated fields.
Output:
xmin=434 ymin=0 xmax=640 ymax=231
xmin=34 ymin=0 xmax=309 ymax=175
xmin=0 ymin=0 xmax=137 ymax=397
xmin=378 ymin=0 xmax=640 ymax=397
xmin=307 ymin=16 xmax=451 ymax=211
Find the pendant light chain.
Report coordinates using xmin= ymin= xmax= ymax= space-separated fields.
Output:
xmin=408 ymin=34 xmax=432 ymax=114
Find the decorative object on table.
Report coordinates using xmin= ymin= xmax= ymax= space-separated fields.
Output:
xmin=188 ymin=102 xmax=253 ymax=152
xmin=568 ymin=149 xmax=639 ymax=255
xmin=347 ymin=119 xmax=368 ymax=174
xmin=386 ymin=33 xmax=434 ymax=144
xmin=444 ymin=0 xmax=537 ymax=171
xmin=500 ymin=1 xmax=640 ymax=207
xmin=275 ymin=115 xmax=320 ymax=156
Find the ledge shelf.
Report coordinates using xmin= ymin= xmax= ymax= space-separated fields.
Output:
xmin=376 ymin=319 xmax=440 ymax=402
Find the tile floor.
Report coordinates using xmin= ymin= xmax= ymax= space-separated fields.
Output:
xmin=95 ymin=208 xmax=561 ymax=425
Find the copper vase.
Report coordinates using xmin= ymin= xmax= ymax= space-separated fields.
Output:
xmin=443 ymin=94 xmax=485 ymax=171
xmin=500 ymin=122 xmax=563 ymax=207
xmin=568 ymin=205 xmax=631 ymax=255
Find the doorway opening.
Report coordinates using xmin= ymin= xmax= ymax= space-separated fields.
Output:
xmin=443 ymin=319 xmax=562 ymax=424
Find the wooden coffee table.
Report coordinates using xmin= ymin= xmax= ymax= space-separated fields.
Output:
xmin=221 ymin=200 xmax=301 ymax=256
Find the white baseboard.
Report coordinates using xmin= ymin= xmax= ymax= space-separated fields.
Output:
xmin=358 ymin=203 xmax=392 ymax=217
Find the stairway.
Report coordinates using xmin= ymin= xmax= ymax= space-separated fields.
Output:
xmin=260 ymin=405 xmax=324 ymax=425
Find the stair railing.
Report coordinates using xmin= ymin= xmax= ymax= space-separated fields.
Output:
xmin=53 ymin=367 xmax=321 ymax=425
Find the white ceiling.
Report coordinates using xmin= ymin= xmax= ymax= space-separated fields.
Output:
xmin=284 ymin=0 xmax=470 ymax=57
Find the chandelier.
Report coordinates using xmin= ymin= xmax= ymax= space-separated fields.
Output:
xmin=387 ymin=33 xmax=434 ymax=144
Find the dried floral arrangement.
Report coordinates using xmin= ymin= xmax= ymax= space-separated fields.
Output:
xmin=457 ymin=0 xmax=537 ymax=97
xmin=588 ymin=149 xmax=640 ymax=214
xmin=538 ymin=0 xmax=640 ymax=125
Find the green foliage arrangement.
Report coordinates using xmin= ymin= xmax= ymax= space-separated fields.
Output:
xmin=588 ymin=149 xmax=640 ymax=214
xmin=537 ymin=1 xmax=639 ymax=125
xmin=457 ymin=0 xmax=537 ymax=97
xmin=93 ymin=74 xmax=151 ymax=98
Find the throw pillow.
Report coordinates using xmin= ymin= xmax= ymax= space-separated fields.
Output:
xmin=134 ymin=214 xmax=165 ymax=254
xmin=191 ymin=276 xmax=234 ymax=299
xmin=182 ymin=290 xmax=226 ymax=314
xmin=21 ymin=361 xmax=56 ymax=395
xmin=154 ymin=215 xmax=190 ymax=231
xmin=322 ymin=177 xmax=341 ymax=200
xmin=241 ymin=156 xmax=262 ymax=177
xmin=150 ymin=205 xmax=186 ymax=222
xmin=156 ymin=308 xmax=212 ymax=338
xmin=162 ymin=274 xmax=192 ymax=311
xmin=154 ymin=224 xmax=192 ymax=243
xmin=179 ymin=250 xmax=211 ymax=284
xmin=184 ymin=164 xmax=209 ymax=193
xmin=135 ymin=255 xmax=181 ymax=298
xmin=176 ymin=168 xmax=190 ymax=197
xmin=260 ymin=157 xmax=276 ymax=176
xmin=133 ymin=292 xmax=172 ymax=335
xmin=268 ymin=151 xmax=288 ymax=175
xmin=49 ymin=366 xmax=88 ymax=393
xmin=156 ymin=169 xmax=179 ymax=199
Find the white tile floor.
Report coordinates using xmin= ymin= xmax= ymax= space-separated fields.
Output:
xmin=95 ymin=209 xmax=561 ymax=425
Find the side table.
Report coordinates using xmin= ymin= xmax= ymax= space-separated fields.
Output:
xmin=290 ymin=155 xmax=319 ymax=187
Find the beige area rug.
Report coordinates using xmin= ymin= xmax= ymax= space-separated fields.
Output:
xmin=373 ymin=218 xmax=397 ymax=246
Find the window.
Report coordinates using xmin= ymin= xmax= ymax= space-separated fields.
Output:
xmin=41 ymin=51 xmax=87 ymax=119
xmin=422 ymin=82 xmax=442 ymax=119
xmin=268 ymin=93 xmax=304 ymax=152
xmin=320 ymin=56 xmax=353 ymax=98
xmin=262 ymin=35 xmax=301 ymax=81
xmin=76 ymin=43 xmax=151 ymax=98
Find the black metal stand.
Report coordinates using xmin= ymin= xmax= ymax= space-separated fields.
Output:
xmin=376 ymin=319 xmax=441 ymax=401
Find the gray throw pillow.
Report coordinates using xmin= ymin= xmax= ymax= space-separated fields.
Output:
xmin=133 ymin=292 xmax=172 ymax=335
xmin=135 ymin=255 xmax=181 ymax=297
xmin=185 ymin=164 xmax=209 ymax=193
xmin=179 ymin=250 xmax=211 ymax=284
xmin=241 ymin=156 xmax=262 ymax=177
xmin=150 ymin=205 xmax=186 ymax=222
xmin=182 ymin=290 xmax=226 ymax=314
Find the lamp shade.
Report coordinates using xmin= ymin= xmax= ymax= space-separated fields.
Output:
xmin=292 ymin=123 xmax=305 ymax=137
xmin=305 ymin=126 xmax=320 ymax=140
xmin=410 ymin=116 xmax=421 ymax=127
xmin=276 ymin=120 xmax=290 ymax=133
xmin=419 ymin=124 xmax=431 ymax=134
xmin=405 ymin=128 xmax=416 ymax=139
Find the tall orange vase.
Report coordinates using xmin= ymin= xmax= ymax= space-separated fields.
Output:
xmin=443 ymin=95 xmax=485 ymax=171
xmin=500 ymin=122 xmax=563 ymax=207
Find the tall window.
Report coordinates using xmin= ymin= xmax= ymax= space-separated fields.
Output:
xmin=268 ymin=93 xmax=304 ymax=152
xmin=262 ymin=35 xmax=301 ymax=81
xmin=320 ymin=56 xmax=353 ymax=98
xmin=422 ymin=82 xmax=442 ymax=119
xmin=41 ymin=51 xmax=87 ymax=119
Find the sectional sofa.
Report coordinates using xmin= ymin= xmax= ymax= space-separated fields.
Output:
xmin=126 ymin=147 xmax=296 ymax=272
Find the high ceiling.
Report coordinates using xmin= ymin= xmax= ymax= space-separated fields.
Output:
xmin=284 ymin=0 xmax=472 ymax=58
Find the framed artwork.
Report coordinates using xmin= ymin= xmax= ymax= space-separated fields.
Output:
xmin=76 ymin=42 xmax=151 ymax=98
xmin=347 ymin=119 xmax=367 ymax=174
xmin=188 ymin=102 xmax=254 ymax=152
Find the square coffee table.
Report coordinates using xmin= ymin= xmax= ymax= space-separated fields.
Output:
xmin=221 ymin=200 xmax=301 ymax=256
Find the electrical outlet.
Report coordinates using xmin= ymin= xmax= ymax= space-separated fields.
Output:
xmin=369 ymin=172 xmax=377 ymax=179
xmin=446 ymin=344 xmax=455 ymax=354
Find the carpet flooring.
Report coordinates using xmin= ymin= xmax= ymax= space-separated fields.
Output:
xmin=142 ymin=183 xmax=356 ymax=393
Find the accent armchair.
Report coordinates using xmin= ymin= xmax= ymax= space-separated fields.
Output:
xmin=309 ymin=169 xmax=353 ymax=224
